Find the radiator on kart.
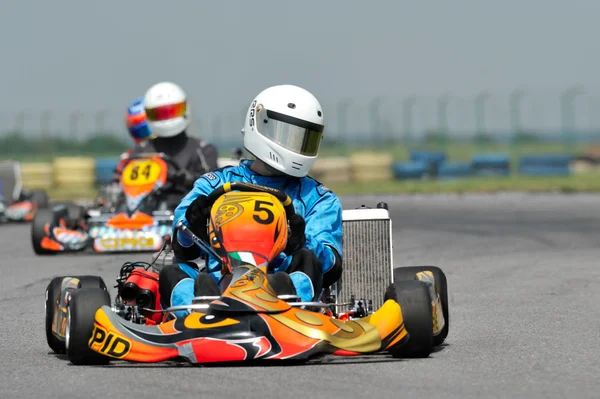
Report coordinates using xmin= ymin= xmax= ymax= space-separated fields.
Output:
xmin=337 ymin=203 xmax=393 ymax=313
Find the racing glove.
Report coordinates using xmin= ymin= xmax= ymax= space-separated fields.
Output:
xmin=184 ymin=194 xmax=211 ymax=242
xmin=284 ymin=214 xmax=306 ymax=255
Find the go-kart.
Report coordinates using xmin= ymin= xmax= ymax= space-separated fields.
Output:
xmin=31 ymin=152 xmax=183 ymax=255
xmin=0 ymin=161 xmax=49 ymax=223
xmin=45 ymin=182 xmax=450 ymax=365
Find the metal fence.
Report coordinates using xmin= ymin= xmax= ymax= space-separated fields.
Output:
xmin=1 ymin=86 xmax=599 ymax=159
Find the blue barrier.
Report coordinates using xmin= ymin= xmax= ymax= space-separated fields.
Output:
xmin=518 ymin=154 xmax=574 ymax=167
xmin=516 ymin=153 xmax=574 ymax=176
xmin=437 ymin=162 xmax=472 ymax=179
xmin=518 ymin=165 xmax=571 ymax=176
xmin=471 ymin=153 xmax=511 ymax=168
xmin=95 ymin=158 xmax=120 ymax=185
xmin=393 ymin=162 xmax=429 ymax=179
xmin=472 ymin=168 xmax=511 ymax=177
xmin=471 ymin=153 xmax=511 ymax=177
xmin=410 ymin=150 xmax=447 ymax=166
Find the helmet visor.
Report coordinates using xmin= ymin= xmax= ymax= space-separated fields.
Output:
xmin=145 ymin=101 xmax=187 ymax=122
xmin=257 ymin=109 xmax=324 ymax=156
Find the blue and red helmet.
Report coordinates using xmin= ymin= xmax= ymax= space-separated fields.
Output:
xmin=125 ymin=97 xmax=153 ymax=143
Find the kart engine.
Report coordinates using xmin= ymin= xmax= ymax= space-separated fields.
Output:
xmin=114 ymin=262 xmax=162 ymax=324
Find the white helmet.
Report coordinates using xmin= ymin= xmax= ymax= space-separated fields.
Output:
xmin=143 ymin=82 xmax=191 ymax=138
xmin=242 ymin=85 xmax=324 ymax=177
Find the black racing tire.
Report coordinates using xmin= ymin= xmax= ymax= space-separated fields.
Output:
xmin=76 ymin=275 xmax=108 ymax=291
xmin=45 ymin=276 xmax=66 ymax=354
xmin=44 ymin=275 xmax=107 ymax=354
xmin=393 ymin=266 xmax=449 ymax=346
xmin=30 ymin=189 xmax=49 ymax=209
xmin=66 ymin=288 xmax=111 ymax=365
xmin=385 ymin=280 xmax=433 ymax=358
xmin=31 ymin=208 xmax=58 ymax=255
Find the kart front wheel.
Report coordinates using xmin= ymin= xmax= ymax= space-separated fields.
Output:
xmin=385 ymin=280 xmax=433 ymax=358
xmin=393 ymin=266 xmax=449 ymax=346
xmin=45 ymin=276 xmax=66 ymax=354
xmin=31 ymin=209 xmax=58 ymax=255
xmin=66 ymin=288 xmax=111 ymax=365
xmin=45 ymin=275 xmax=107 ymax=355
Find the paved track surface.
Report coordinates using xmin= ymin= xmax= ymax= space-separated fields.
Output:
xmin=1 ymin=193 xmax=599 ymax=398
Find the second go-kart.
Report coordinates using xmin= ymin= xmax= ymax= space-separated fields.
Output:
xmin=31 ymin=153 xmax=184 ymax=255
xmin=45 ymin=182 xmax=449 ymax=365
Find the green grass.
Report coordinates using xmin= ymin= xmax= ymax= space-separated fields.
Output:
xmin=8 ymin=140 xmax=597 ymax=199
xmin=328 ymin=172 xmax=600 ymax=195
xmin=1 ymin=141 xmax=591 ymax=164
xmin=46 ymin=172 xmax=600 ymax=201
xmin=319 ymin=142 xmax=587 ymax=165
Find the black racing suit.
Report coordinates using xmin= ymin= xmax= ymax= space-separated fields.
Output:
xmin=129 ymin=131 xmax=219 ymax=208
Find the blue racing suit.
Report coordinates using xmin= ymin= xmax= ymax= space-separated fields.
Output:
xmin=168 ymin=159 xmax=343 ymax=313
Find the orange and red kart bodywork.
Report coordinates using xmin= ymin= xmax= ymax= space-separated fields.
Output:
xmin=90 ymin=265 xmax=409 ymax=363
xmin=86 ymin=187 xmax=409 ymax=363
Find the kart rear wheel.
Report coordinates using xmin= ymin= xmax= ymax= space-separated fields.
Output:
xmin=66 ymin=288 xmax=111 ymax=365
xmin=31 ymin=208 xmax=58 ymax=255
xmin=393 ymin=266 xmax=449 ymax=346
xmin=45 ymin=276 xmax=66 ymax=354
xmin=30 ymin=189 xmax=49 ymax=209
xmin=385 ymin=280 xmax=433 ymax=358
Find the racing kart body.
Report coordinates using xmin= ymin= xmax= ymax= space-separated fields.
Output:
xmin=31 ymin=153 xmax=179 ymax=255
xmin=0 ymin=161 xmax=49 ymax=223
xmin=45 ymin=182 xmax=449 ymax=365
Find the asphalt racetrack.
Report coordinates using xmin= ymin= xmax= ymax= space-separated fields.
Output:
xmin=1 ymin=193 xmax=599 ymax=398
